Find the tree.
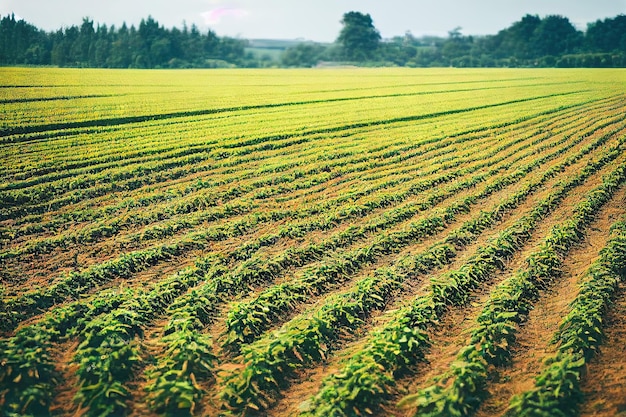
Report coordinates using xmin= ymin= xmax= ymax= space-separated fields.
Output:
xmin=493 ymin=14 xmax=542 ymax=59
xmin=532 ymin=15 xmax=582 ymax=57
xmin=586 ymin=15 xmax=626 ymax=53
xmin=281 ymin=43 xmax=326 ymax=67
xmin=336 ymin=11 xmax=381 ymax=61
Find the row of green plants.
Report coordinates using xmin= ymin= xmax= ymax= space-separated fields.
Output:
xmin=0 ymin=155 xmax=490 ymax=415
xmin=505 ymin=214 xmax=626 ymax=416
xmin=60 ymin=139 xmax=534 ymax=417
xmin=5 ymin=157 xmax=453 ymax=326
xmin=68 ymin=256 xmax=231 ymax=417
xmin=219 ymin=129 xmax=621 ymax=414
xmin=135 ymin=160 xmax=526 ymax=415
xmin=0 ymin=246 xmax=228 ymax=416
xmin=141 ymin=122 xmax=593 ymax=414
xmin=1 ymin=119 xmax=617 ymax=417
xmin=2 ymin=103 xmax=500 ymax=220
xmin=1 ymin=94 xmax=619 ymax=417
xmin=3 ymin=141 xmax=437 ymax=244
xmin=2 ymin=128 xmax=220 ymax=184
xmin=117 ymin=114 xmax=617 ymax=415
xmin=0 ymin=130 xmax=337 ymax=219
xmin=220 ymin=125 xmax=590 ymax=353
xmin=2 ymin=94 xmax=592 ymax=237
xmin=220 ymin=267 xmax=404 ymax=412
xmin=2 ymin=119 xmax=541 ymax=332
xmin=0 ymin=118 xmax=497 ymax=242
xmin=0 ymin=96 xmax=596 ymax=282
xmin=300 ymin=135 xmax=624 ymax=417
xmin=0 ymin=289 xmax=131 ymax=416
xmin=1 ymin=200 xmax=255 ymax=259
xmin=2 ymin=232 xmax=208 ymax=332
xmin=402 ymin=147 xmax=626 ymax=417
xmin=186 ymin=119 xmax=583 ymax=315
xmin=0 ymin=129 xmax=224 ymax=188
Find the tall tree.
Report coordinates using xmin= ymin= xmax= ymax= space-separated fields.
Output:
xmin=493 ymin=14 xmax=542 ymax=59
xmin=586 ymin=15 xmax=626 ymax=53
xmin=336 ymin=11 xmax=381 ymax=61
xmin=532 ymin=15 xmax=582 ymax=57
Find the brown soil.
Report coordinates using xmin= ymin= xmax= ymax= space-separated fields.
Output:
xmin=379 ymin=150 xmax=626 ymax=416
xmin=221 ymin=121 xmax=625 ymax=417
xmin=474 ymin=184 xmax=626 ymax=417
xmin=578 ymin=290 xmax=626 ymax=415
xmin=49 ymin=339 xmax=81 ymax=417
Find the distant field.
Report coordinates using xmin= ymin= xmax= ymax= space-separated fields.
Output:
xmin=1 ymin=67 xmax=625 ymax=417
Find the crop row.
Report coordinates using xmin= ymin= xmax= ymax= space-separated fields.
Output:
xmin=300 ymin=137 xmax=624 ymax=417
xmin=0 ymin=126 xmax=506 ymax=256
xmin=149 ymin=137 xmax=589 ymax=414
xmin=219 ymin=124 xmax=596 ymax=353
xmin=0 ymin=106 xmax=612 ymax=416
xmin=2 ymin=94 xmax=606 ymax=266
xmin=0 ymin=122 xmax=528 ymax=330
xmin=2 ymin=90 xmax=607 ymax=228
xmin=505 ymin=214 xmax=626 ymax=416
xmin=0 ymin=117 xmax=508 ymax=242
xmin=6 ymin=94 xmax=618 ymax=255
xmin=3 ymin=112 xmax=571 ymax=321
xmin=2 ymin=93 xmax=515 ymax=216
xmin=220 ymin=129 xmax=624 ymax=415
xmin=402 ymin=151 xmax=626 ymax=417
xmin=0 ymin=288 xmax=131 ymax=416
xmin=219 ymin=114 xmax=624 ymax=347
xmin=70 ymin=113 xmax=600 ymax=416
xmin=1 ymin=100 xmax=564 ymax=234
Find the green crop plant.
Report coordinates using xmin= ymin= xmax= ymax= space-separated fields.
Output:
xmin=505 ymin=215 xmax=626 ymax=417
xmin=402 ymin=156 xmax=626 ymax=417
xmin=2 ymin=68 xmax=625 ymax=417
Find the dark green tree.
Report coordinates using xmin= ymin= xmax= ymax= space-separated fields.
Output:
xmin=586 ymin=15 xmax=626 ymax=52
xmin=492 ymin=14 xmax=542 ymax=59
xmin=281 ymin=43 xmax=326 ymax=67
xmin=336 ymin=11 xmax=381 ymax=61
xmin=532 ymin=15 xmax=582 ymax=57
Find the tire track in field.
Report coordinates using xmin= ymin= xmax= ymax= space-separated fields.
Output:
xmin=0 ymin=93 xmax=123 ymax=104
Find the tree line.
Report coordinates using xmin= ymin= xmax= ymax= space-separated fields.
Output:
xmin=285 ymin=12 xmax=626 ymax=68
xmin=0 ymin=15 xmax=250 ymax=68
xmin=1 ymin=12 xmax=625 ymax=68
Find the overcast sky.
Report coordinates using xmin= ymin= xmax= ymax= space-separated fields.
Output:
xmin=1 ymin=0 xmax=625 ymax=41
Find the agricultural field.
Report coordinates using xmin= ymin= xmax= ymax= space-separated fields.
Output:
xmin=1 ymin=67 xmax=626 ymax=417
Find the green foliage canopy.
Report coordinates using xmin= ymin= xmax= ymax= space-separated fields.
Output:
xmin=336 ymin=11 xmax=381 ymax=61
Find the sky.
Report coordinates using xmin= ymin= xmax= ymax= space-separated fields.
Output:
xmin=1 ymin=0 xmax=625 ymax=41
